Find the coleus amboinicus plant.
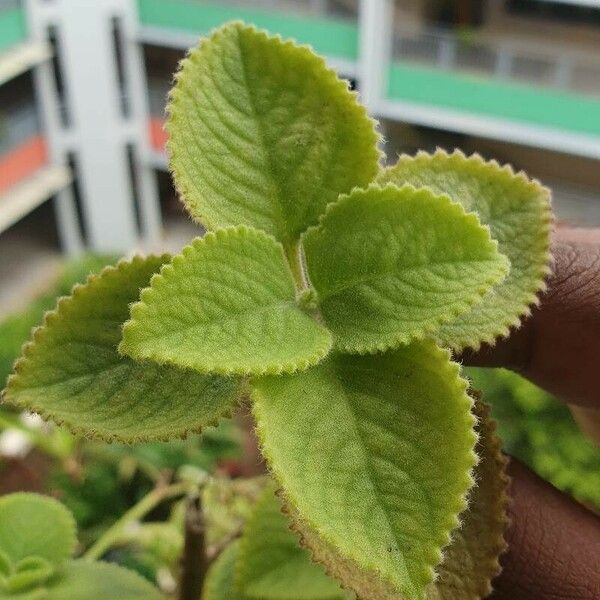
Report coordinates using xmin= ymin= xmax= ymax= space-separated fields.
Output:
xmin=0 ymin=493 xmax=162 ymax=598
xmin=2 ymin=21 xmax=551 ymax=600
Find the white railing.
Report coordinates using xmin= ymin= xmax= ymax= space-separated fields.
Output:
xmin=209 ymin=0 xmax=358 ymax=19
xmin=0 ymin=0 xmax=20 ymax=12
xmin=392 ymin=25 xmax=600 ymax=97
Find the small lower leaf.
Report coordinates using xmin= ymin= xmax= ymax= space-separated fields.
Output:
xmin=252 ymin=342 xmax=477 ymax=600
xmin=237 ymin=485 xmax=347 ymax=600
xmin=120 ymin=228 xmax=332 ymax=376
xmin=3 ymin=257 xmax=242 ymax=442
xmin=0 ymin=494 xmax=76 ymax=569
xmin=203 ymin=541 xmax=245 ymax=600
xmin=377 ymin=150 xmax=552 ymax=351
xmin=424 ymin=400 xmax=509 ymax=600
xmin=5 ymin=557 xmax=54 ymax=593
xmin=302 ymin=185 xmax=509 ymax=354
xmin=44 ymin=560 xmax=163 ymax=599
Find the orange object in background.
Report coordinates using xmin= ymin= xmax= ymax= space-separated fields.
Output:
xmin=0 ymin=136 xmax=48 ymax=194
xmin=148 ymin=117 xmax=168 ymax=152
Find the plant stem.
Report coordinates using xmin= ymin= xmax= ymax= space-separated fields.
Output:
xmin=178 ymin=496 xmax=207 ymax=600
xmin=83 ymin=481 xmax=189 ymax=561
xmin=285 ymin=241 xmax=306 ymax=292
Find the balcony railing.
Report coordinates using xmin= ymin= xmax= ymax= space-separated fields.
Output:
xmin=137 ymin=0 xmax=359 ymax=66
xmin=0 ymin=0 xmax=20 ymax=11
xmin=392 ymin=25 xmax=600 ymax=98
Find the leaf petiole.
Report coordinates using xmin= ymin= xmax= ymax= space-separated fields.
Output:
xmin=83 ymin=481 xmax=191 ymax=561
xmin=284 ymin=241 xmax=307 ymax=293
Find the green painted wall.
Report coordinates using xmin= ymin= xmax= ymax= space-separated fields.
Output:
xmin=137 ymin=0 xmax=600 ymax=138
xmin=387 ymin=63 xmax=600 ymax=137
xmin=137 ymin=0 xmax=359 ymax=60
xmin=0 ymin=7 xmax=27 ymax=53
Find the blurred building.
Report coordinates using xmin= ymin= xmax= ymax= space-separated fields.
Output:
xmin=0 ymin=0 xmax=599 ymax=285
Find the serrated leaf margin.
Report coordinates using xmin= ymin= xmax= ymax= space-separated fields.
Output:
xmin=166 ymin=20 xmax=383 ymax=242
xmin=377 ymin=149 xmax=553 ymax=351
xmin=120 ymin=227 xmax=333 ymax=377
xmin=2 ymin=256 xmax=246 ymax=444
xmin=303 ymin=183 xmax=510 ymax=355
xmin=251 ymin=345 xmax=479 ymax=600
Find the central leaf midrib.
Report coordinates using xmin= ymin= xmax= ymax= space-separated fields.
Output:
xmin=330 ymin=363 xmax=416 ymax=595
xmin=235 ymin=28 xmax=288 ymax=243
xmin=318 ymin=255 xmax=500 ymax=302
xmin=147 ymin=300 xmax=299 ymax=341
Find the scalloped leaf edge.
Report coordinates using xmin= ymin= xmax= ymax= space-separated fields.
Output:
xmin=1 ymin=256 xmax=247 ymax=444
xmin=166 ymin=20 xmax=383 ymax=241
xmin=251 ymin=345 xmax=479 ymax=600
xmin=378 ymin=149 xmax=553 ymax=352
xmin=0 ymin=492 xmax=78 ymax=565
xmin=303 ymin=183 xmax=510 ymax=355
xmin=120 ymin=227 xmax=333 ymax=377
xmin=424 ymin=397 xmax=509 ymax=600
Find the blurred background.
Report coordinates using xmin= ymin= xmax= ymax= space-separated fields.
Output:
xmin=1 ymin=0 xmax=600 ymax=307
xmin=0 ymin=0 xmax=598 ymax=592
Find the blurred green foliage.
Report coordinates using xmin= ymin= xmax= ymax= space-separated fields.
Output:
xmin=1 ymin=255 xmax=597 ymax=593
xmin=0 ymin=254 xmax=118 ymax=386
xmin=0 ymin=255 xmax=247 ymax=589
xmin=466 ymin=367 xmax=600 ymax=508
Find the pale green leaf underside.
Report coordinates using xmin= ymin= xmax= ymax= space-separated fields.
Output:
xmin=252 ymin=341 xmax=477 ymax=600
xmin=376 ymin=150 xmax=552 ymax=351
xmin=167 ymin=21 xmax=381 ymax=245
xmin=237 ymin=485 xmax=347 ymax=600
xmin=303 ymin=185 xmax=509 ymax=354
xmin=203 ymin=541 xmax=244 ymax=600
xmin=4 ymin=257 xmax=241 ymax=442
xmin=42 ymin=560 xmax=163 ymax=600
xmin=0 ymin=494 xmax=76 ymax=569
xmin=425 ymin=400 xmax=508 ymax=600
xmin=120 ymin=228 xmax=332 ymax=376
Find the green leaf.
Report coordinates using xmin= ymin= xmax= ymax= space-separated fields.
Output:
xmin=377 ymin=150 xmax=552 ymax=351
xmin=424 ymin=400 xmax=508 ymax=600
xmin=303 ymin=185 xmax=509 ymax=354
xmin=4 ymin=557 xmax=54 ymax=593
xmin=43 ymin=560 xmax=163 ymax=600
xmin=120 ymin=228 xmax=332 ymax=376
xmin=167 ymin=21 xmax=381 ymax=245
xmin=3 ymin=257 xmax=241 ymax=442
xmin=237 ymin=485 xmax=347 ymax=600
xmin=203 ymin=541 xmax=244 ymax=600
xmin=288 ymin=404 xmax=509 ymax=600
xmin=0 ymin=494 xmax=76 ymax=569
xmin=252 ymin=342 xmax=477 ymax=600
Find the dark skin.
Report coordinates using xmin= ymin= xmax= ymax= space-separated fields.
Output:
xmin=461 ymin=227 xmax=600 ymax=599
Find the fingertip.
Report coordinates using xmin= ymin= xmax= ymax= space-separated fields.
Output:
xmin=489 ymin=458 xmax=600 ymax=600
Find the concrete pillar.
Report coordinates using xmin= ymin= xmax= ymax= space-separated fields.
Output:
xmin=24 ymin=0 xmax=161 ymax=253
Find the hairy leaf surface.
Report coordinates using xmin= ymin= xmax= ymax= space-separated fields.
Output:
xmin=424 ymin=400 xmax=508 ymax=600
xmin=237 ymin=485 xmax=346 ymax=599
xmin=203 ymin=541 xmax=244 ymax=600
xmin=377 ymin=150 xmax=551 ymax=350
xmin=167 ymin=21 xmax=380 ymax=244
xmin=121 ymin=228 xmax=331 ymax=376
xmin=253 ymin=342 xmax=477 ymax=600
xmin=303 ymin=185 xmax=509 ymax=353
xmin=0 ymin=494 xmax=76 ymax=569
xmin=4 ymin=257 xmax=241 ymax=442
xmin=43 ymin=560 xmax=163 ymax=600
